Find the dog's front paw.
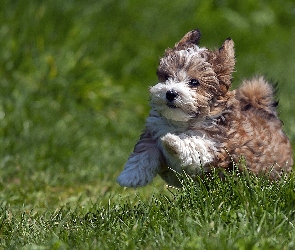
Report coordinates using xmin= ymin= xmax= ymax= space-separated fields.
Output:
xmin=117 ymin=154 xmax=158 ymax=187
xmin=161 ymin=133 xmax=197 ymax=167
xmin=161 ymin=133 xmax=184 ymax=156
xmin=117 ymin=168 xmax=154 ymax=188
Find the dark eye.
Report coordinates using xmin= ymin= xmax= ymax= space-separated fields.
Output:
xmin=164 ymin=74 xmax=170 ymax=81
xmin=188 ymin=79 xmax=200 ymax=87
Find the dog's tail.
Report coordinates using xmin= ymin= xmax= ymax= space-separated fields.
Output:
xmin=237 ymin=77 xmax=278 ymax=118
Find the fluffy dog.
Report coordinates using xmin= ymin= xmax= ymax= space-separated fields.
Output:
xmin=117 ymin=29 xmax=293 ymax=187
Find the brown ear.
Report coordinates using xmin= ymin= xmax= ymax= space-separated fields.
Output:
xmin=209 ymin=38 xmax=235 ymax=95
xmin=174 ymin=29 xmax=201 ymax=50
xmin=165 ymin=29 xmax=202 ymax=54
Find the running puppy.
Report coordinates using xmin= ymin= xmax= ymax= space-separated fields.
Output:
xmin=117 ymin=29 xmax=293 ymax=187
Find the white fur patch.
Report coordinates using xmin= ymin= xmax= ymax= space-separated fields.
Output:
xmin=177 ymin=46 xmax=207 ymax=60
xmin=161 ymin=133 xmax=215 ymax=175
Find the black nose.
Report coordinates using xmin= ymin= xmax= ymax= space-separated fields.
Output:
xmin=166 ymin=90 xmax=178 ymax=102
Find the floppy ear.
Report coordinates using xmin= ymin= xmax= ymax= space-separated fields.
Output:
xmin=208 ymin=38 xmax=235 ymax=95
xmin=165 ymin=29 xmax=202 ymax=54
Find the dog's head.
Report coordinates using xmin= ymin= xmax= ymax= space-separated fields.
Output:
xmin=150 ymin=29 xmax=235 ymax=122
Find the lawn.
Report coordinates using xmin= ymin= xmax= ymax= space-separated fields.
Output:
xmin=0 ymin=0 xmax=294 ymax=249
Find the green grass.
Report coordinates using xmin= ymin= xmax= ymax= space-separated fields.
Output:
xmin=2 ymin=172 xmax=295 ymax=249
xmin=0 ymin=0 xmax=294 ymax=249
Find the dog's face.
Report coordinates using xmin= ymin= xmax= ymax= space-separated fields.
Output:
xmin=150 ymin=30 xmax=235 ymax=122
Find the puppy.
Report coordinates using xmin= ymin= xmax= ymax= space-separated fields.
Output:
xmin=117 ymin=29 xmax=293 ymax=187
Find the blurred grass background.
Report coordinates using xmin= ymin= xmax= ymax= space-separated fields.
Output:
xmin=0 ymin=0 xmax=294 ymax=210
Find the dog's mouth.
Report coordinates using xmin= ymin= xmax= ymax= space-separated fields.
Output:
xmin=166 ymin=101 xmax=200 ymax=119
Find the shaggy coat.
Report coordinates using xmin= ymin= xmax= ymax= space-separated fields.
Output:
xmin=117 ymin=29 xmax=293 ymax=187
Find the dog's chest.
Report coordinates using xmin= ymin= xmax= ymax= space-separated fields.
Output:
xmin=146 ymin=111 xmax=216 ymax=174
xmin=146 ymin=110 xmax=214 ymax=144
xmin=146 ymin=111 xmax=189 ymax=139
